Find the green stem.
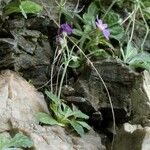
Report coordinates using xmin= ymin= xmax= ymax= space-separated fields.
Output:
xmin=102 ymin=0 xmax=117 ymax=20
xmin=139 ymin=5 xmax=149 ymax=51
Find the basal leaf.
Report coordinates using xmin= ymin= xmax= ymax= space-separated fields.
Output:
xmin=9 ymin=133 xmax=33 ymax=148
xmin=70 ymin=121 xmax=85 ymax=136
xmin=128 ymin=52 xmax=150 ymax=71
xmin=128 ymin=52 xmax=150 ymax=64
xmin=87 ymin=2 xmax=99 ymax=17
xmin=66 ymin=110 xmax=89 ymax=119
xmin=89 ymin=49 xmax=110 ymax=57
xmin=109 ymin=25 xmax=124 ymax=41
xmin=130 ymin=62 xmax=150 ymax=72
xmin=19 ymin=4 xmax=27 ymax=19
xmin=83 ymin=2 xmax=98 ymax=25
xmin=36 ymin=112 xmax=60 ymax=125
xmin=73 ymin=29 xmax=83 ymax=37
xmin=4 ymin=0 xmax=21 ymax=15
xmin=0 ymin=133 xmax=33 ymax=149
xmin=124 ymin=42 xmax=138 ymax=62
xmin=4 ymin=0 xmax=42 ymax=17
xmin=103 ymin=11 xmax=120 ymax=26
xmin=69 ymin=55 xmax=81 ymax=68
xmin=20 ymin=1 xmax=42 ymax=14
xmin=0 ymin=135 xmax=10 ymax=149
xmin=45 ymin=90 xmax=60 ymax=104
xmin=71 ymin=105 xmax=89 ymax=119
xmin=76 ymin=121 xmax=91 ymax=130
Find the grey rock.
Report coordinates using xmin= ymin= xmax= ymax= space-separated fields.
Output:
xmin=0 ymin=20 xmax=52 ymax=86
xmin=0 ymin=70 xmax=49 ymax=132
xmin=0 ymin=70 xmax=106 ymax=150
xmin=131 ymin=71 xmax=150 ymax=125
xmin=70 ymin=59 xmax=150 ymax=128
xmin=112 ymin=123 xmax=150 ymax=150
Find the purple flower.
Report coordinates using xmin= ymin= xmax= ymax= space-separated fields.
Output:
xmin=96 ymin=16 xmax=110 ymax=40
xmin=58 ymin=23 xmax=73 ymax=35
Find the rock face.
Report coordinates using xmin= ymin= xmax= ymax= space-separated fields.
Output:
xmin=0 ymin=70 xmax=105 ymax=150
xmin=0 ymin=0 xmax=54 ymax=87
xmin=64 ymin=59 xmax=150 ymax=129
xmin=0 ymin=15 xmax=52 ymax=87
xmin=112 ymin=123 xmax=150 ymax=150
xmin=131 ymin=70 xmax=150 ymax=125
xmin=0 ymin=0 xmax=90 ymax=87
xmin=0 ymin=70 xmax=49 ymax=132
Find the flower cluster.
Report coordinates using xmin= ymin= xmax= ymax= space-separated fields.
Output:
xmin=56 ymin=16 xmax=110 ymax=45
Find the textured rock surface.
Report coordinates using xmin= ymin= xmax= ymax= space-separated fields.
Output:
xmin=131 ymin=70 xmax=150 ymax=125
xmin=0 ymin=0 xmax=89 ymax=87
xmin=112 ymin=123 xmax=150 ymax=150
xmin=0 ymin=70 xmax=49 ymax=132
xmin=64 ymin=59 xmax=150 ymax=129
xmin=0 ymin=70 xmax=106 ymax=150
xmin=0 ymin=15 xmax=52 ymax=87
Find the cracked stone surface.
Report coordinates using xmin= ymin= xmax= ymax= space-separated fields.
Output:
xmin=0 ymin=70 xmax=106 ymax=150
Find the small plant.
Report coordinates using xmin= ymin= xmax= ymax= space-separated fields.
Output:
xmin=120 ymin=42 xmax=150 ymax=71
xmin=3 ymin=0 xmax=43 ymax=18
xmin=57 ymin=1 xmax=150 ymax=72
xmin=0 ymin=132 xmax=33 ymax=149
xmin=36 ymin=90 xmax=91 ymax=136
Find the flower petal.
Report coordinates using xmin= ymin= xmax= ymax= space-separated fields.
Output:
xmin=96 ymin=16 xmax=110 ymax=39
xmin=103 ymin=29 xmax=110 ymax=40
xmin=103 ymin=24 xmax=108 ymax=29
xmin=59 ymin=23 xmax=73 ymax=35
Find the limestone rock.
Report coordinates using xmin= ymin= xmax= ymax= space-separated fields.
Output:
xmin=0 ymin=70 xmax=49 ymax=132
xmin=112 ymin=123 xmax=150 ymax=150
xmin=28 ymin=125 xmax=105 ymax=150
xmin=0 ymin=70 xmax=106 ymax=150
xmin=131 ymin=71 xmax=150 ymax=125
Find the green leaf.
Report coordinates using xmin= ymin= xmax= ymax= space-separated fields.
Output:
xmin=76 ymin=121 xmax=91 ymax=130
xmin=45 ymin=90 xmax=60 ymax=104
xmin=19 ymin=4 xmax=27 ymax=19
xmin=72 ymin=111 xmax=89 ymax=119
xmin=89 ymin=49 xmax=110 ymax=57
xmin=128 ymin=52 xmax=150 ymax=64
xmin=9 ymin=133 xmax=33 ymax=148
xmin=143 ymin=6 xmax=150 ymax=14
xmin=36 ymin=112 xmax=60 ymax=125
xmin=19 ymin=1 xmax=42 ymax=14
xmin=69 ymin=55 xmax=81 ymax=69
xmin=103 ymin=11 xmax=120 ymax=26
xmin=73 ymin=29 xmax=83 ymax=37
xmin=4 ymin=0 xmax=21 ymax=15
xmin=128 ymin=52 xmax=150 ymax=72
xmin=58 ymin=103 xmax=71 ymax=117
xmin=109 ymin=25 xmax=124 ymax=41
xmin=87 ymin=2 xmax=99 ymax=17
xmin=124 ymin=42 xmax=138 ymax=62
xmin=70 ymin=121 xmax=85 ymax=136
xmin=0 ymin=135 xmax=10 ymax=149
xmin=4 ymin=0 xmax=42 ymax=17
xmin=130 ymin=62 xmax=150 ymax=71
xmin=83 ymin=2 xmax=98 ymax=25
xmin=0 ymin=132 xmax=33 ymax=149
xmin=69 ymin=105 xmax=89 ymax=119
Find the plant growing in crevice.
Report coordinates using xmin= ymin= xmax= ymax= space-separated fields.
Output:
xmin=62 ymin=1 xmax=150 ymax=72
xmin=3 ymin=0 xmax=43 ymax=19
xmin=120 ymin=42 xmax=150 ymax=71
xmin=0 ymin=132 xmax=33 ymax=149
xmin=36 ymin=90 xmax=91 ymax=136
